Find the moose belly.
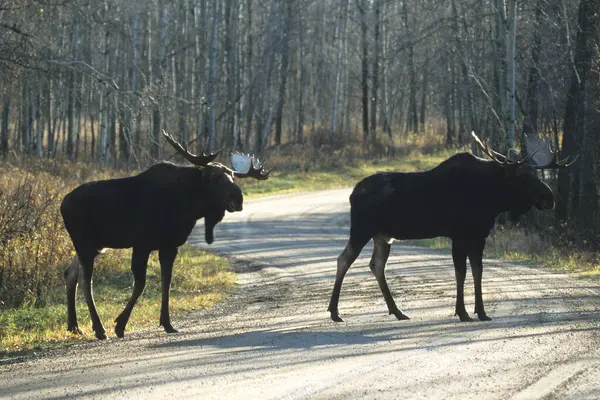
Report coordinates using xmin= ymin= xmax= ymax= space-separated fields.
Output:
xmin=380 ymin=211 xmax=495 ymax=242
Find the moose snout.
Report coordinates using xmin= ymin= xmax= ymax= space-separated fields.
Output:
xmin=226 ymin=197 xmax=243 ymax=212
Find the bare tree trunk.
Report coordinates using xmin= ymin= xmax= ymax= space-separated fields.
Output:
xmin=193 ymin=0 xmax=207 ymax=154
xmin=274 ymin=0 xmax=292 ymax=146
xmin=505 ymin=0 xmax=517 ymax=149
xmin=493 ymin=0 xmax=508 ymax=147
xmin=47 ymin=81 xmax=54 ymax=158
xmin=21 ymin=80 xmax=30 ymax=155
xmin=75 ymin=73 xmax=84 ymax=160
xmin=243 ymin=0 xmax=255 ymax=150
xmin=359 ymin=0 xmax=369 ymax=142
xmin=125 ymin=12 xmax=139 ymax=165
xmin=296 ymin=7 xmax=305 ymax=143
xmin=257 ymin=11 xmax=277 ymax=155
xmin=370 ymin=0 xmax=381 ymax=138
xmin=36 ymin=79 xmax=43 ymax=158
xmin=224 ymin=0 xmax=235 ymax=149
xmin=1 ymin=97 xmax=9 ymax=157
xmin=557 ymin=0 xmax=600 ymax=226
xmin=208 ymin=0 xmax=220 ymax=151
xmin=419 ymin=68 xmax=427 ymax=132
xmin=90 ymin=113 xmax=95 ymax=161
xmin=331 ymin=0 xmax=344 ymax=137
xmin=380 ymin=2 xmax=391 ymax=138
xmin=99 ymin=2 xmax=110 ymax=163
xmin=403 ymin=2 xmax=418 ymax=133
xmin=66 ymin=21 xmax=77 ymax=160
xmin=522 ymin=1 xmax=543 ymax=142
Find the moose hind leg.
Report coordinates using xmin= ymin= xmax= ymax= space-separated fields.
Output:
xmin=372 ymin=236 xmax=409 ymax=320
xmin=328 ymin=237 xmax=368 ymax=322
xmin=78 ymin=251 xmax=107 ymax=339
xmin=65 ymin=255 xmax=83 ymax=335
xmin=115 ymin=248 xmax=151 ymax=338
xmin=158 ymin=247 xmax=179 ymax=333
xmin=467 ymin=238 xmax=491 ymax=321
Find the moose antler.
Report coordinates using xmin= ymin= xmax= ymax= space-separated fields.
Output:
xmin=162 ymin=130 xmax=222 ymax=166
xmin=471 ymin=131 xmax=540 ymax=168
xmin=231 ymin=152 xmax=271 ymax=180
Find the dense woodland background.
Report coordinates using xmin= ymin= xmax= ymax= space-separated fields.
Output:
xmin=0 ymin=0 xmax=598 ymax=248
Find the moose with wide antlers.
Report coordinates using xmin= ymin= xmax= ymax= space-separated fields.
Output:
xmin=328 ymin=132 xmax=576 ymax=323
xmin=61 ymin=130 xmax=270 ymax=340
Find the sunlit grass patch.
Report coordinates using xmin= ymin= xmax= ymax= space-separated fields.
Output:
xmin=0 ymin=244 xmax=234 ymax=354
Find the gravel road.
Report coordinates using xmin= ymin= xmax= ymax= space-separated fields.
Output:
xmin=2 ymin=188 xmax=600 ymax=399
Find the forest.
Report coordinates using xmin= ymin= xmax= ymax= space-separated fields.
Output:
xmin=0 ymin=0 xmax=598 ymax=247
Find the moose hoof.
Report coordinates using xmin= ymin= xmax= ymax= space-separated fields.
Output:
xmin=393 ymin=311 xmax=410 ymax=321
xmin=163 ymin=325 xmax=179 ymax=334
xmin=115 ymin=325 xmax=125 ymax=339
xmin=457 ymin=313 xmax=474 ymax=322
xmin=68 ymin=325 xmax=83 ymax=335
xmin=95 ymin=330 xmax=108 ymax=340
xmin=477 ymin=313 xmax=492 ymax=322
xmin=330 ymin=313 xmax=344 ymax=323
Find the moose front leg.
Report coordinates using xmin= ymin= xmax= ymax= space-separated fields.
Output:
xmin=159 ymin=247 xmax=179 ymax=333
xmin=468 ymin=238 xmax=491 ymax=321
xmin=452 ymin=240 xmax=472 ymax=322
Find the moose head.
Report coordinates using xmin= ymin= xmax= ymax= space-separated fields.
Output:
xmin=471 ymin=131 xmax=577 ymax=221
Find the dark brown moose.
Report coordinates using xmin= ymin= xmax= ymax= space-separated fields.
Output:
xmin=61 ymin=130 xmax=270 ymax=339
xmin=328 ymin=132 xmax=576 ymax=323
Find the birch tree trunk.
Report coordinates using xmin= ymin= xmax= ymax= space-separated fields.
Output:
xmin=504 ymin=0 xmax=517 ymax=150
xmin=331 ymin=0 xmax=345 ymax=137
xmin=66 ymin=21 xmax=77 ymax=160
xmin=493 ymin=0 xmax=508 ymax=147
xmin=370 ymin=0 xmax=381 ymax=138
xmin=274 ymin=0 xmax=292 ymax=146
xmin=243 ymin=0 xmax=255 ymax=150
xmin=359 ymin=0 xmax=369 ymax=142
xmin=296 ymin=6 xmax=305 ymax=143
xmin=208 ymin=0 xmax=219 ymax=151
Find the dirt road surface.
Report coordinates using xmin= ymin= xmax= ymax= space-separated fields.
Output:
xmin=2 ymin=188 xmax=600 ymax=399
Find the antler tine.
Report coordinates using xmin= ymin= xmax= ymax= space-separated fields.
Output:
xmin=162 ymin=130 xmax=222 ymax=166
xmin=534 ymin=149 xmax=579 ymax=169
xmin=471 ymin=131 xmax=506 ymax=164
